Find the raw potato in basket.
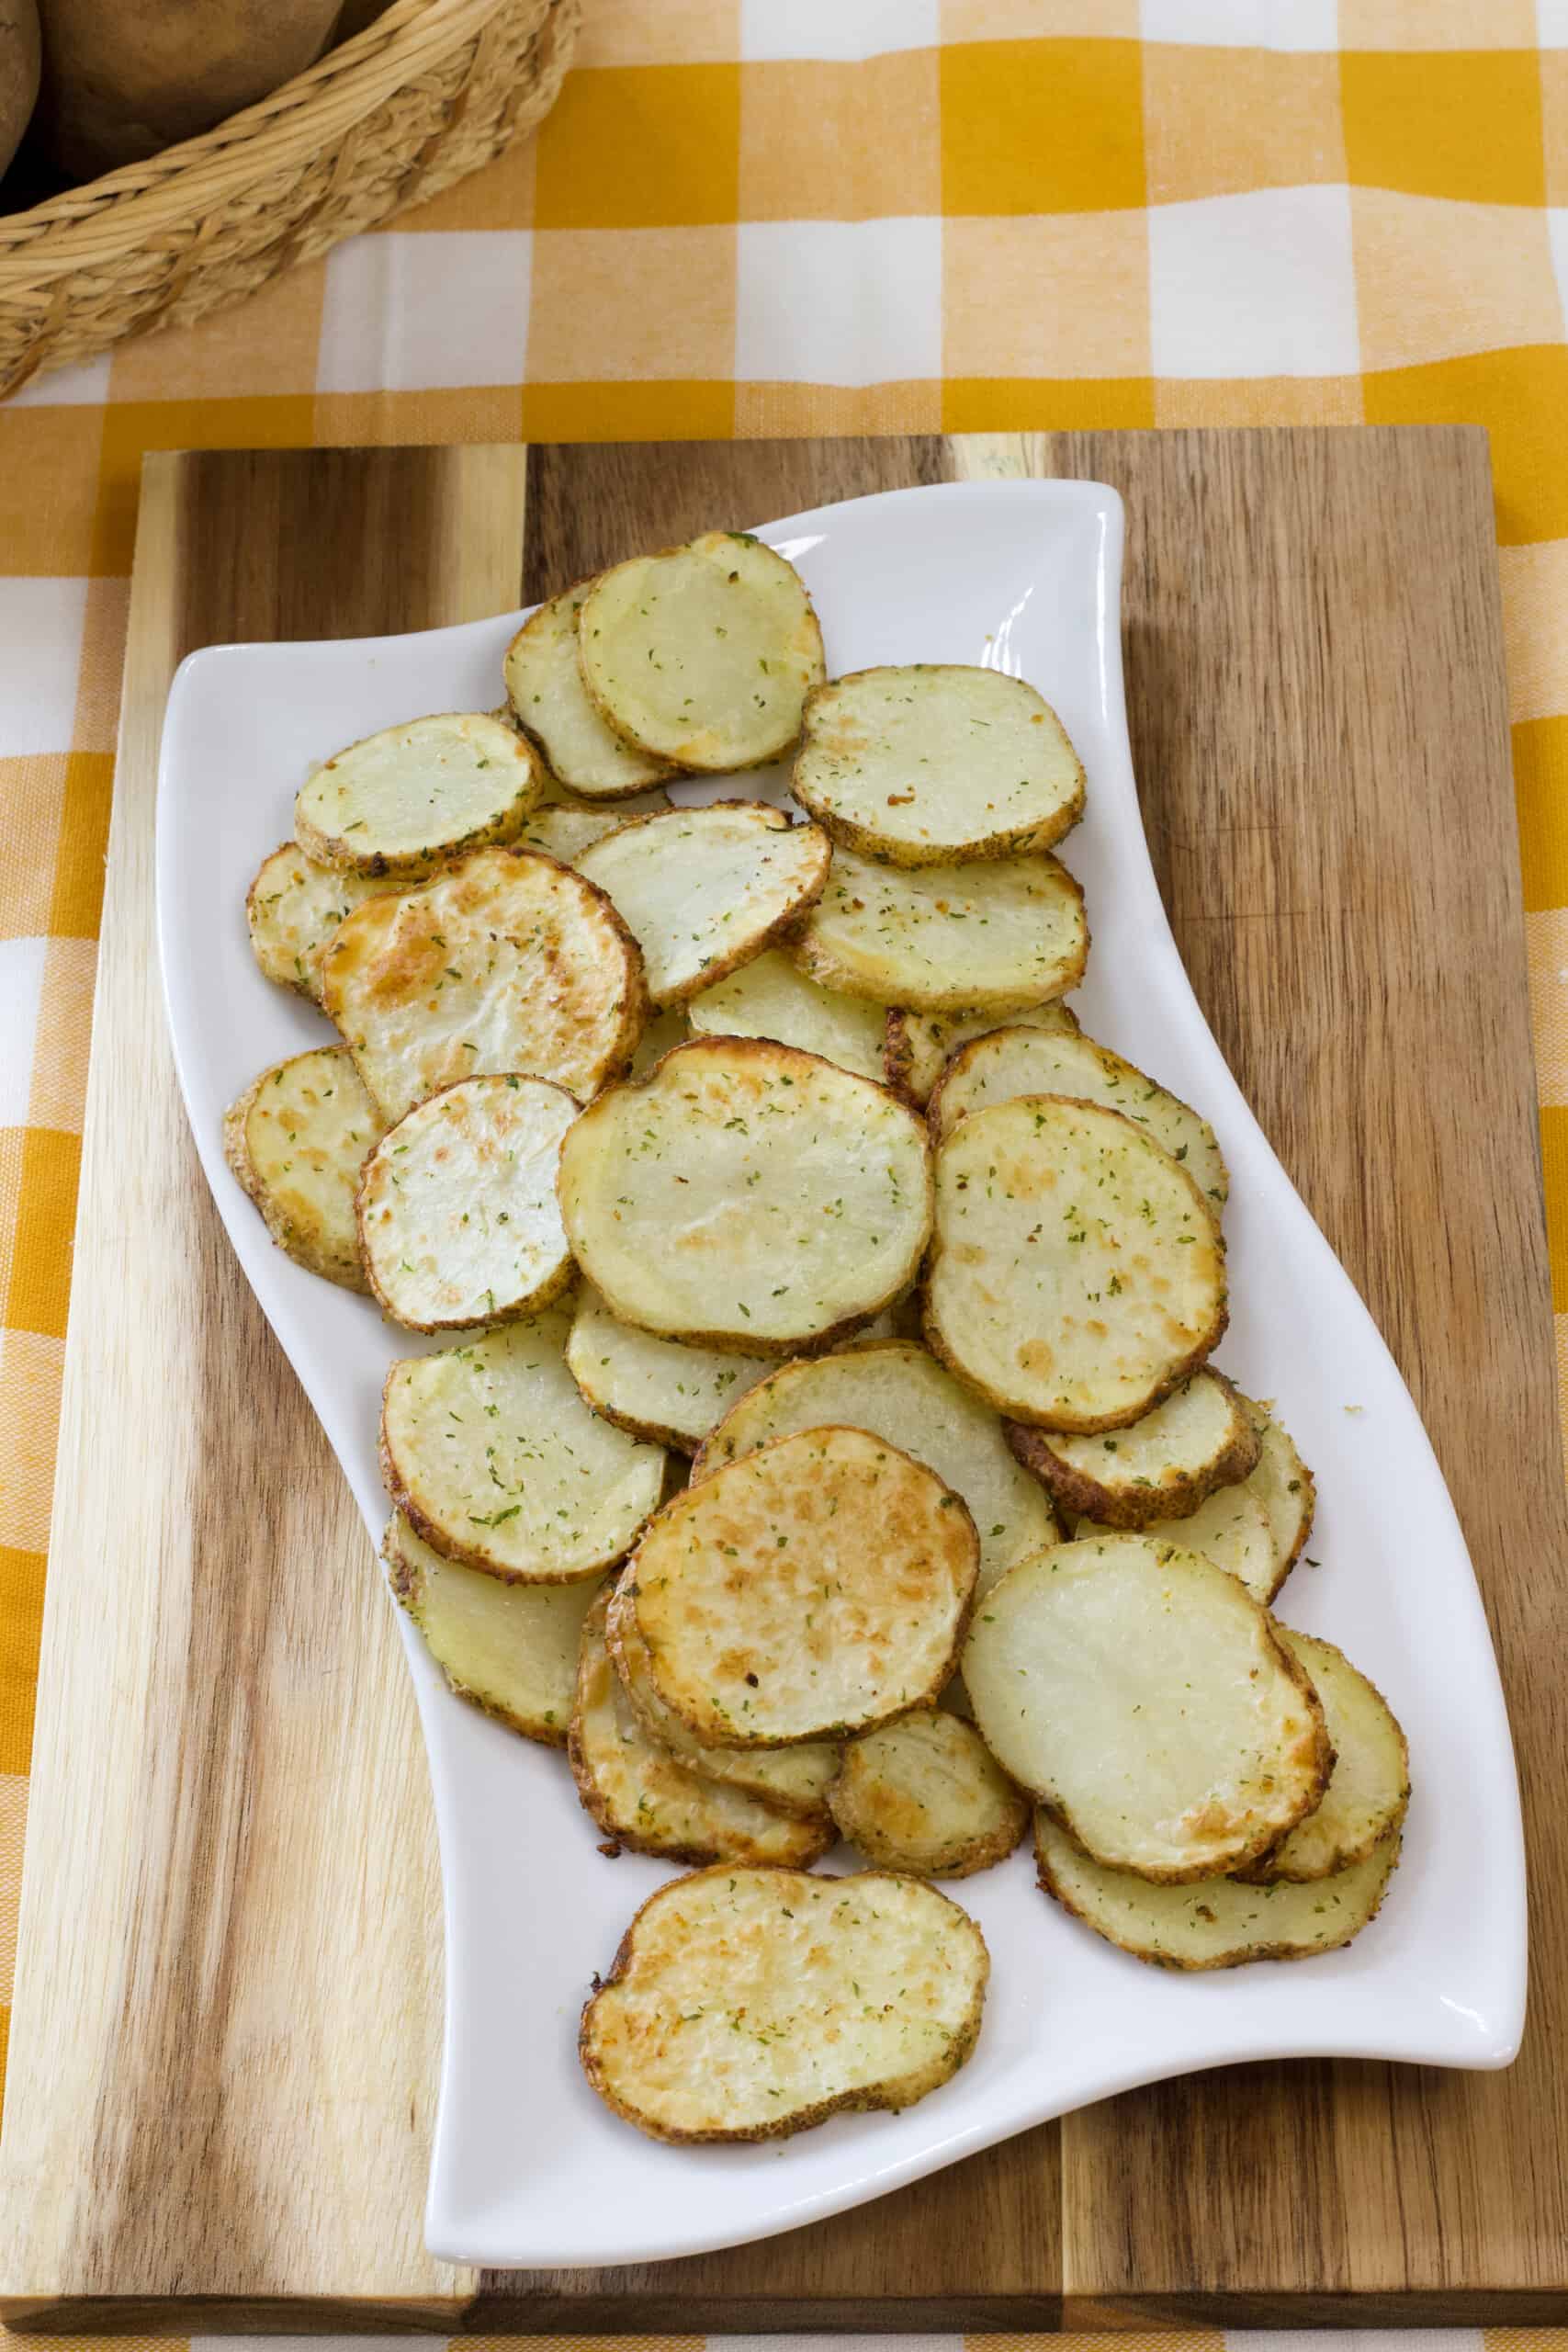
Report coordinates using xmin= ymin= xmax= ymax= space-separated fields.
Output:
xmin=579 ymin=532 xmax=826 ymax=771
xmin=224 ymin=1046 xmax=384 ymax=1291
xmin=688 ymin=949 xmax=887 ymax=1082
xmin=1007 ymin=1366 xmax=1258 ymax=1529
xmin=795 ymin=844 xmax=1088 ymax=1012
xmin=556 ymin=1036 xmax=932 ymax=1355
xmin=793 ymin=664 xmax=1085 ymax=865
xmin=829 ymin=1706 xmax=1029 ymax=1879
xmin=1234 ymin=1629 xmax=1409 ymax=1883
xmin=295 ymin=712 xmax=542 ymax=878
xmin=504 ymin=584 xmax=675 ymax=797
xmin=384 ymin=1511 xmax=599 ymax=1747
xmin=885 ymin=997 xmax=1079 ymax=1107
xmin=245 ymin=842 xmax=397 ymax=1003
xmin=580 ymin=1864 xmax=989 ymax=2143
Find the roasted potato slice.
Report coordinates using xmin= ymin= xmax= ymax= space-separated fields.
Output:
xmin=295 ymin=711 xmax=541 ymax=877
xmin=924 ymin=1096 xmax=1228 ymax=1432
xmin=504 ymin=584 xmax=675 ymax=797
xmin=575 ymin=803 xmax=830 ymax=1011
xmin=384 ymin=1510 xmax=597 ymax=1747
xmin=1235 ymin=1630 xmax=1409 ymax=1883
xmin=578 ymin=531 xmax=826 ymax=771
xmin=964 ymin=1534 xmax=1329 ymax=1881
xmin=1007 ymin=1367 xmax=1258 ymax=1529
xmin=829 ymin=1706 xmax=1028 ymax=1878
xmin=1074 ymin=1483 xmax=1280 ymax=1604
xmin=245 ymin=841 xmax=397 ymax=1003
xmin=223 ymin=1046 xmax=384 ymax=1290
xmin=623 ymin=1425 xmax=978 ymax=1747
xmin=380 ymin=1311 xmax=668 ymax=1583
xmin=1241 ymin=1394 xmax=1316 ymax=1578
xmin=567 ymin=1285 xmax=773 ymax=1451
xmin=321 ymin=845 xmax=647 ymax=1124
xmin=580 ymin=1863 xmax=988 ymax=2142
xmin=794 ymin=845 xmax=1087 ymax=1013
xmin=356 ymin=1074 xmax=577 ymax=1331
xmin=884 ymin=997 xmax=1079 ymax=1107
xmin=688 ymin=949 xmax=887 ymax=1082
xmin=793 ymin=664 xmax=1084 ymax=865
xmin=557 ymin=1037 xmax=932 ymax=1355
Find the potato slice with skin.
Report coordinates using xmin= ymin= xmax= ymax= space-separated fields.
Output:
xmin=575 ymin=803 xmax=830 ymax=1011
xmin=384 ymin=1510 xmax=597 ymax=1747
xmin=580 ymin=1863 xmax=988 ymax=2143
xmin=380 ymin=1313 xmax=668 ymax=1583
xmin=1007 ymin=1367 xmax=1259 ymax=1530
xmin=567 ymin=1287 xmax=775 ymax=1452
xmin=557 ymin=1036 xmax=933 ymax=1356
xmin=626 ymin=1425 xmax=978 ymax=1747
xmin=321 ymin=845 xmax=647 ymax=1124
xmin=1035 ymin=1811 xmax=1401 ymax=1970
xmin=688 ymin=949 xmax=886 ymax=1083
xmin=245 ymin=842 xmax=397 ymax=1003
xmin=929 ymin=1023 xmax=1228 ymax=1206
xmin=1071 ymin=1484 xmax=1280 ymax=1604
xmin=570 ymin=1591 xmax=831 ymax=1868
xmin=795 ymin=844 xmax=1087 ymax=1012
xmin=516 ymin=771 xmax=674 ymax=866
xmin=356 ymin=1074 xmax=577 ymax=1331
xmin=579 ymin=531 xmax=826 ymax=772
xmin=223 ymin=1046 xmax=384 ymax=1291
xmin=626 ymin=1004 xmax=688 ymax=1079
xmin=1241 ymin=1395 xmax=1316 ymax=1578
xmin=296 ymin=711 xmax=541 ymax=878
xmin=605 ymin=1572 xmax=838 ymax=1818
xmin=829 ymin=1706 xmax=1029 ymax=1879
xmin=964 ymin=1535 xmax=1329 ymax=1881
xmin=692 ymin=1339 xmax=1060 ymax=1601
xmin=1235 ymin=1630 xmax=1409 ymax=1883
xmin=794 ymin=664 xmax=1085 ymax=866
xmin=884 ymin=997 xmax=1079 ymax=1108
xmin=504 ymin=584 xmax=675 ymax=798
xmin=924 ymin=1095 xmax=1228 ymax=1432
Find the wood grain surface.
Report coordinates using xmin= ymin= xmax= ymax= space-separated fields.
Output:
xmin=0 ymin=428 xmax=1560 ymax=2332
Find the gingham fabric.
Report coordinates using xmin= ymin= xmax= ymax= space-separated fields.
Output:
xmin=3 ymin=0 xmax=1568 ymax=2331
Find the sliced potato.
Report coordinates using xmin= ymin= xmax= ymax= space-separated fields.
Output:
xmin=567 ymin=1286 xmax=773 ymax=1452
xmin=829 ymin=1706 xmax=1028 ymax=1878
xmin=384 ymin=1510 xmax=597 ymax=1747
xmin=605 ymin=1573 xmax=838 ymax=1818
xmin=1076 ymin=1483 xmax=1280 ymax=1605
xmin=245 ymin=842 xmax=396 ymax=1003
xmin=964 ymin=1535 xmax=1328 ymax=1881
xmin=929 ymin=1024 xmax=1227 ymax=1206
xmin=795 ymin=845 xmax=1087 ymax=1012
xmin=884 ymin=998 xmax=1079 ymax=1108
xmin=1241 ymin=1395 xmax=1316 ymax=1578
xmin=626 ymin=1004 xmax=687 ymax=1079
xmin=793 ymin=664 xmax=1084 ymax=865
xmin=504 ymin=584 xmax=675 ymax=797
xmin=1037 ymin=1810 xmax=1401 ymax=1969
xmin=1007 ymin=1367 xmax=1258 ymax=1530
xmin=295 ymin=711 xmax=541 ymax=877
xmin=625 ymin=1426 xmax=977 ymax=1747
xmin=1235 ymin=1631 xmax=1409 ymax=1883
xmin=924 ymin=1096 xmax=1228 ymax=1432
xmin=580 ymin=1863 xmax=988 ymax=2143
xmin=579 ymin=531 xmax=826 ymax=772
xmin=557 ymin=1037 xmax=932 ymax=1355
xmin=692 ymin=1339 xmax=1059 ymax=1601
xmin=380 ymin=1312 xmax=667 ymax=1583
xmin=570 ymin=1591 xmax=830 ymax=1867
xmin=688 ymin=949 xmax=886 ymax=1082
xmin=356 ymin=1074 xmax=576 ymax=1331
xmin=223 ymin=1046 xmax=384 ymax=1290
xmin=575 ymin=803 xmax=829 ymax=1011
xmin=321 ymin=845 xmax=647 ymax=1124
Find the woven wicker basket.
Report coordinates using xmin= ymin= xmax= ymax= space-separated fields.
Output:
xmin=0 ymin=0 xmax=578 ymax=399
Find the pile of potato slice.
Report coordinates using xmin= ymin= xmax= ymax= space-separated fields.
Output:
xmin=227 ymin=528 xmax=1408 ymax=2149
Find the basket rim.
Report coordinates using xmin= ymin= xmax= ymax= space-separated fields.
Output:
xmin=0 ymin=0 xmax=543 ymax=287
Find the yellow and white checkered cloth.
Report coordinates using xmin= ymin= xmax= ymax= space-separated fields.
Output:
xmin=4 ymin=0 xmax=1568 ymax=2333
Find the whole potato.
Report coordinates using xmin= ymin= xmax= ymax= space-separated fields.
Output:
xmin=0 ymin=0 xmax=41 ymax=183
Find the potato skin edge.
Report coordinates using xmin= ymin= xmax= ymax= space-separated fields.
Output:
xmin=1003 ymin=1370 xmax=1260 ymax=1529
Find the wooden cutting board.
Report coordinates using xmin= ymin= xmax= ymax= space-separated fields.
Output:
xmin=1 ymin=428 xmax=1563 ymax=2332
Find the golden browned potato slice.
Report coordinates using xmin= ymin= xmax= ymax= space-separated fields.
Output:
xmin=356 ymin=1074 xmax=577 ymax=1331
xmin=624 ymin=1426 xmax=978 ymax=1747
xmin=1006 ymin=1367 xmax=1259 ymax=1530
xmin=575 ymin=803 xmax=830 ymax=1010
xmin=384 ymin=1510 xmax=598 ymax=1747
xmin=793 ymin=664 xmax=1084 ymax=865
xmin=1235 ymin=1630 xmax=1409 ymax=1883
xmin=557 ymin=1037 xmax=932 ymax=1356
xmin=223 ymin=1045 xmax=384 ymax=1291
xmin=295 ymin=711 xmax=541 ymax=877
xmin=1240 ymin=1394 xmax=1316 ymax=1580
xmin=829 ymin=1706 xmax=1028 ymax=1878
xmin=321 ymin=845 xmax=647 ymax=1124
xmin=794 ymin=845 xmax=1087 ymax=1013
xmin=1073 ymin=1484 xmax=1280 ymax=1604
xmin=570 ymin=1590 xmax=831 ymax=1867
xmin=245 ymin=842 xmax=398 ymax=1003
xmin=580 ymin=1863 xmax=988 ymax=2142
xmin=504 ymin=584 xmax=675 ymax=798
xmin=924 ymin=1096 xmax=1227 ymax=1432
xmin=928 ymin=1023 xmax=1227 ymax=1206
xmin=1036 ymin=1810 xmax=1401 ymax=1969
xmin=884 ymin=997 xmax=1079 ymax=1107
xmin=688 ymin=949 xmax=887 ymax=1082
xmin=964 ymin=1534 xmax=1328 ymax=1882
xmin=380 ymin=1312 xmax=668 ymax=1583
xmin=579 ymin=532 xmax=826 ymax=771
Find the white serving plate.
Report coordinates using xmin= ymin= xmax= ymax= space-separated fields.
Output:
xmin=157 ymin=479 xmax=1527 ymax=2272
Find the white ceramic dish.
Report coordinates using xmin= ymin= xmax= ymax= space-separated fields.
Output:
xmin=158 ymin=480 xmax=1527 ymax=2272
